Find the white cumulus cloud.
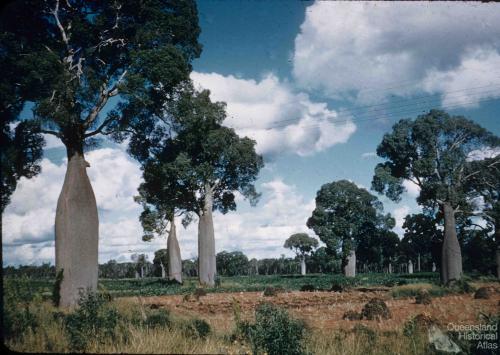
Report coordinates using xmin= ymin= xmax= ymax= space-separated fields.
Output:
xmin=191 ymin=72 xmax=356 ymax=157
xmin=293 ymin=1 xmax=500 ymax=105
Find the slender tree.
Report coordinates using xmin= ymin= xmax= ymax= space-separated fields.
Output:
xmin=400 ymin=213 xmax=443 ymax=271
xmin=372 ymin=110 xmax=499 ymax=284
xmin=284 ymin=233 xmax=318 ymax=275
xmin=307 ymin=180 xmax=392 ymax=277
xmin=1 ymin=0 xmax=201 ymax=306
xmin=466 ymin=155 xmax=500 ymax=278
xmin=133 ymin=88 xmax=263 ymax=286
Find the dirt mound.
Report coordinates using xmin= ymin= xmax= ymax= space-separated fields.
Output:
xmin=415 ymin=290 xmax=432 ymax=305
xmin=474 ymin=287 xmax=494 ymax=299
xmin=361 ymin=298 xmax=392 ymax=320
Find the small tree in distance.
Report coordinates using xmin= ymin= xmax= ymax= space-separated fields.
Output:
xmin=284 ymin=233 xmax=318 ymax=275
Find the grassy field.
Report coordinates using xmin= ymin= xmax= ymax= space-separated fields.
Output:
xmin=13 ymin=272 xmax=446 ymax=299
xmin=3 ymin=273 xmax=499 ymax=354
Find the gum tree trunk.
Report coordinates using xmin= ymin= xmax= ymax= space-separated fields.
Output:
xmin=168 ymin=217 xmax=182 ymax=283
xmin=300 ymin=255 xmax=306 ymax=275
xmin=441 ymin=202 xmax=462 ymax=284
xmin=344 ymin=250 xmax=356 ymax=277
xmin=198 ymin=185 xmax=216 ymax=286
xmin=55 ymin=152 xmax=98 ymax=308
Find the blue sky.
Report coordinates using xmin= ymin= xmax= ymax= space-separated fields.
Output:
xmin=3 ymin=1 xmax=500 ymax=266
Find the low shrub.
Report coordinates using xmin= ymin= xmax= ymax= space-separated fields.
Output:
xmin=183 ymin=318 xmax=211 ymax=338
xmin=64 ymin=290 xmax=119 ymax=351
xmin=144 ymin=308 xmax=171 ymax=329
xmin=415 ymin=289 xmax=432 ymax=305
xmin=246 ymin=303 xmax=307 ymax=355
xmin=52 ymin=269 xmax=64 ymax=307
xmin=473 ymin=287 xmax=493 ymax=299
xmin=342 ymin=310 xmax=362 ymax=320
xmin=263 ymin=286 xmax=278 ymax=297
xmin=361 ymin=298 xmax=391 ymax=320
xmin=447 ymin=279 xmax=475 ymax=294
xmin=300 ymin=284 xmax=316 ymax=292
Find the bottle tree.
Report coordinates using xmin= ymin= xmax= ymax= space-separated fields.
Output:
xmin=372 ymin=110 xmax=500 ymax=284
xmin=1 ymin=0 xmax=201 ymax=306
xmin=132 ymin=87 xmax=263 ymax=286
xmin=307 ymin=179 xmax=393 ymax=277
xmin=283 ymin=233 xmax=318 ymax=275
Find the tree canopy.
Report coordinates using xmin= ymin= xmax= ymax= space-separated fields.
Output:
xmin=284 ymin=233 xmax=318 ymax=257
xmin=1 ymin=0 xmax=202 ymax=156
xmin=307 ymin=180 xmax=393 ymax=260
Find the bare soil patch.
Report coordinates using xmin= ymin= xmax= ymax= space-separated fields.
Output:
xmin=122 ymin=284 xmax=500 ymax=334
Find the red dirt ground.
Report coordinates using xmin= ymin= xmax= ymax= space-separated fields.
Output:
xmin=123 ymin=285 xmax=500 ymax=333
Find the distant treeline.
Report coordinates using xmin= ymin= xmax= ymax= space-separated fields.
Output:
xmin=3 ymin=235 xmax=496 ymax=279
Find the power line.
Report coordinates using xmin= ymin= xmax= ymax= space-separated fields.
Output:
xmin=264 ymin=85 xmax=500 ymax=130
xmin=267 ymin=95 xmax=500 ymax=132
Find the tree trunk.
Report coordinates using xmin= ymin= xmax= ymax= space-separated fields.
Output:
xmin=417 ymin=254 xmax=421 ymax=272
xmin=408 ymin=260 xmax=413 ymax=274
xmin=300 ymin=256 xmax=306 ymax=275
xmin=388 ymin=263 xmax=392 ymax=274
xmin=343 ymin=250 xmax=356 ymax=277
xmin=198 ymin=185 xmax=216 ymax=286
xmin=55 ymin=152 xmax=98 ymax=308
xmin=440 ymin=202 xmax=462 ymax=284
xmin=160 ymin=263 xmax=166 ymax=278
xmin=168 ymin=217 xmax=182 ymax=283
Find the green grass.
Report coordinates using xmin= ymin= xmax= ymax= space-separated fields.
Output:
xmin=4 ymin=272 xmax=442 ymax=299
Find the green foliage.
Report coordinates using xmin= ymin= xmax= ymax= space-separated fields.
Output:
xmin=64 ymin=290 xmax=119 ymax=351
xmin=360 ymin=298 xmax=392 ymax=320
xmin=244 ymin=303 xmax=307 ymax=355
xmin=415 ymin=289 xmax=432 ymax=305
xmin=307 ymin=180 xmax=393 ymax=263
xmin=217 ymin=251 xmax=249 ymax=276
xmin=2 ymin=278 xmax=38 ymax=340
xmin=2 ymin=0 xmax=201 ymax=164
xmin=263 ymin=286 xmax=279 ymax=297
xmin=284 ymin=233 xmax=319 ymax=257
xmin=447 ymin=279 xmax=475 ymax=293
xmin=183 ymin=318 xmax=211 ymax=339
xmin=144 ymin=308 xmax=171 ymax=329
xmin=0 ymin=120 xmax=44 ymax=212
xmin=52 ymin=269 xmax=64 ymax=307
xmin=372 ymin=109 xmax=500 ymax=209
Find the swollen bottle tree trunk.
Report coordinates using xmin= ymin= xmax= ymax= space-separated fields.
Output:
xmin=300 ymin=255 xmax=306 ymax=275
xmin=441 ymin=202 xmax=462 ymax=284
xmin=198 ymin=186 xmax=216 ymax=286
xmin=55 ymin=152 xmax=98 ymax=308
xmin=167 ymin=217 xmax=182 ymax=283
xmin=344 ymin=250 xmax=356 ymax=277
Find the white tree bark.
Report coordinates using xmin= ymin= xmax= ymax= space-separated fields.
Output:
xmin=344 ymin=250 xmax=356 ymax=277
xmin=300 ymin=256 xmax=306 ymax=275
xmin=408 ymin=260 xmax=414 ymax=274
xmin=388 ymin=263 xmax=392 ymax=274
xmin=198 ymin=185 xmax=216 ymax=286
xmin=168 ymin=217 xmax=182 ymax=283
xmin=160 ymin=263 xmax=166 ymax=278
xmin=55 ymin=153 xmax=98 ymax=308
xmin=441 ymin=202 xmax=462 ymax=284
